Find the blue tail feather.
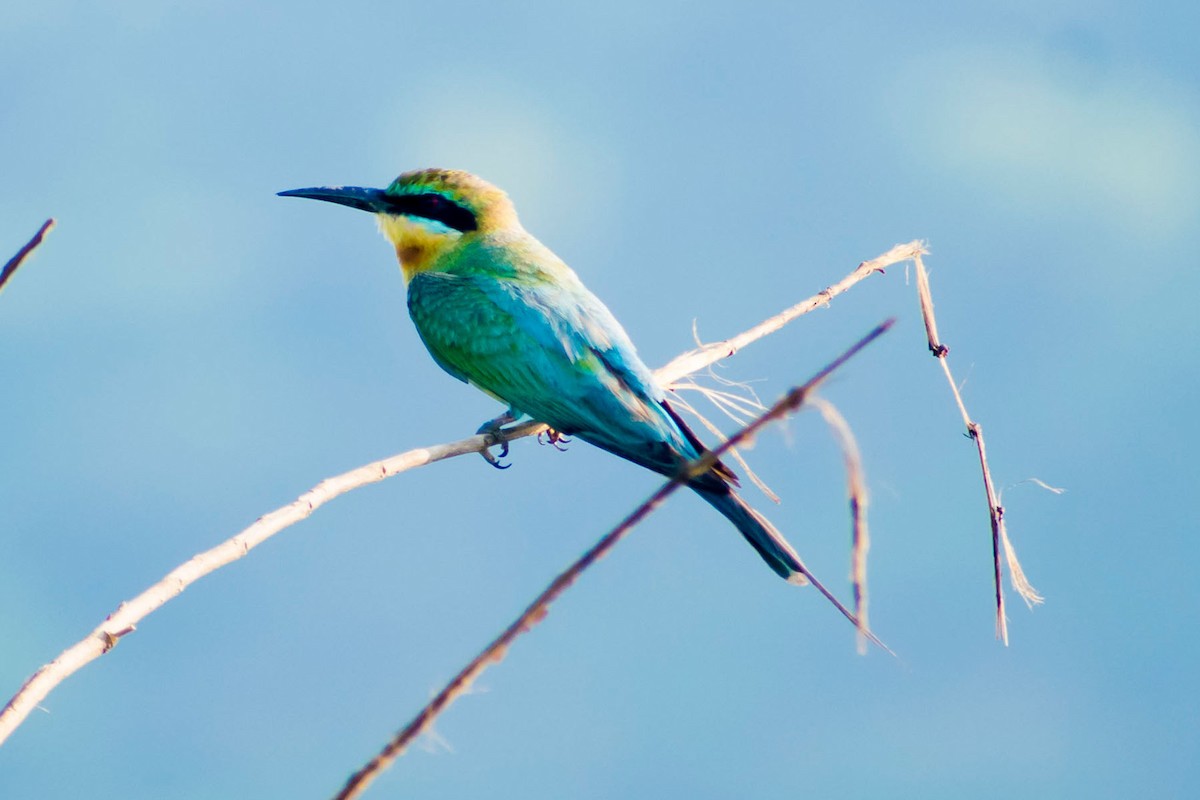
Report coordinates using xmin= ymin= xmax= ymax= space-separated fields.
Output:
xmin=696 ymin=488 xmax=809 ymax=584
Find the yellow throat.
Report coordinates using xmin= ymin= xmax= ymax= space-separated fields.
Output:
xmin=376 ymin=214 xmax=461 ymax=283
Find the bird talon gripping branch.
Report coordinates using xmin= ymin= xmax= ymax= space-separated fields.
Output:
xmin=477 ymin=429 xmax=511 ymax=468
xmin=479 ymin=443 xmax=512 ymax=470
xmin=474 ymin=409 xmax=517 ymax=468
xmin=280 ymin=168 xmax=809 ymax=582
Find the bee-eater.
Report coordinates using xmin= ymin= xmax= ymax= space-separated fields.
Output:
xmin=279 ymin=169 xmax=809 ymax=584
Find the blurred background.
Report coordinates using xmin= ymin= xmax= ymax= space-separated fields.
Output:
xmin=2 ymin=2 xmax=1197 ymax=798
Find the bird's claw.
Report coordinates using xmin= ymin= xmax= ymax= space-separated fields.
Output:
xmin=537 ymin=429 xmax=572 ymax=451
xmin=479 ymin=440 xmax=511 ymax=470
xmin=477 ymin=410 xmax=517 ymax=470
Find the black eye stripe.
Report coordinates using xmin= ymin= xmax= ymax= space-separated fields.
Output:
xmin=384 ymin=193 xmax=478 ymax=233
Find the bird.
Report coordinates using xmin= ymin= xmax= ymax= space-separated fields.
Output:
xmin=279 ymin=168 xmax=810 ymax=584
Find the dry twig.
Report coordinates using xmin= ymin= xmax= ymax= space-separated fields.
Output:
xmin=1 ymin=219 xmax=55 ymax=297
xmin=912 ymin=254 xmax=1042 ymax=645
xmin=657 ymin=240 xmax=924 ymax=385
xmin=331 ymin=320 xmax=895 ymax=800
xmin=809 ymin=397 xmax=872 ymax=654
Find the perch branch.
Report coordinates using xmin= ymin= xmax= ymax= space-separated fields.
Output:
xmin=0 ymin=241 xmax=922 ymax=747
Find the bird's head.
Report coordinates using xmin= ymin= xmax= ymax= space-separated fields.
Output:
xmin=279 ymin=168 xmax=519 ymax=281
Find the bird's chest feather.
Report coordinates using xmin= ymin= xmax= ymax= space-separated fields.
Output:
xmin=406 ymin=274 xmax=518 ymax=357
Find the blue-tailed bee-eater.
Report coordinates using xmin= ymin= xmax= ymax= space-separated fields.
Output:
xmin=279 ymin=169 xmax=809 ymax=583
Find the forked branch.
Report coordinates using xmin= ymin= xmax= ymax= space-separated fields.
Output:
xmin=0 ymin=240 xmax=934 ymax=747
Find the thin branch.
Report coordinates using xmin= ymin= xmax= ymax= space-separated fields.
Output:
xmin=809 ymin=397 xmax=872 ymax=655
xmin=332 ymin=320 xmax=895 ymax=800
xmin=657 ymin=240 xmax=925 ymax=385
xmin=0 ymin=431 xmax=522 ymax=745
xmin=1 ymin=219 xmax=55 ymax=297
xmin=911 ymin=254 xmax=1042 ymax=645
xmin=0 ymin=241 xmax=924 ymax=747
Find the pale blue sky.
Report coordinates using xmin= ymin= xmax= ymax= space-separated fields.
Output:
xmin=3 ymin=2 xmax=1198 ymax=798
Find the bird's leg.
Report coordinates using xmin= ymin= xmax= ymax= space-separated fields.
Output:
xmin=537 ymin=428 xmax=572 ymax=451
xmin=476 ymin=409 xmax=518 ymax=469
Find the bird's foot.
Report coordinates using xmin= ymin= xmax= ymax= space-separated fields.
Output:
xmin=537 ymin=428 xmax=572 ymax=451
xmin=479 ymin=444 xmax=511 ymax=470
xmin=476 ymin=410 xmax=518 ymax=470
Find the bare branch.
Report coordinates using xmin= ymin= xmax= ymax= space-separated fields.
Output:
xmin=332 ymin=320 xmax=895 ymax=800
xmin=0 ymin=433 xmax=510 ymax=744
xmin=0 ymin=242 xmax=925 ymax=747
xmin=1 ymin=219 xmax=55 ymax=298
xmin=911 ymin=254 xmax=1042 ymax=645
xmin=809 ymin=397 xmax=872 ymax=655
xmin=657 ymin=240 xmax=925 ymax=385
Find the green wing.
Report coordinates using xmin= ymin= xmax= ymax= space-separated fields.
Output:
xmin=407 ymin=271 xmax=697 ymax=476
